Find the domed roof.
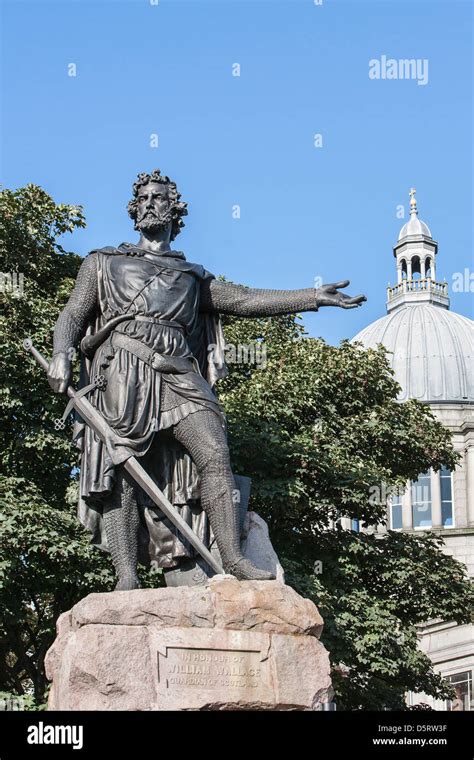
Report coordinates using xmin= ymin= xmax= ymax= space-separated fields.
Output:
xmin=352 ymin=305 xmax=474 ymax=403
xmin=398 ymin=217 xmax=432 ymax=240
xmin=398 ymin=187 xmax=432 ymax=240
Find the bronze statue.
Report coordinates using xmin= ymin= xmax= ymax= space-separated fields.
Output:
xmin=47 ymin=169 xmax=366 ymax=590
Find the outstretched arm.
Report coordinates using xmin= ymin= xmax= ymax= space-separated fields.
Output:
xmin=200 ymin=278 xmax=366 ymax=317
xmin=48 ymin=254 xmax=99 ymax=393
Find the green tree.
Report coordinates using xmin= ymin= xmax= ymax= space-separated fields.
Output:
xmin=0 ymin=184 xmax=472 ymax=709
xmin=0 ymin=185 xmax=114 ymax=705
xmin=218 ymin=312 xmax=472 ymax=709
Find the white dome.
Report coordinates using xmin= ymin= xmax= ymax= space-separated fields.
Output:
xmin=398 ymin=217 xmax=432 ymax=240
xmin=352 ymin=305 xmax=474 ymax=403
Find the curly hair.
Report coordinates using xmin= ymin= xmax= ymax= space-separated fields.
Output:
xmin=127 ymin=169 xmax=188 ymax=240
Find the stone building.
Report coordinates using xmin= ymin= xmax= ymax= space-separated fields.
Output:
xmin=351 ymin=189 xmax=474 ymax=710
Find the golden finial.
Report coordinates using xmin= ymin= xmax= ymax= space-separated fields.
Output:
xmin=409 ymin=187 xmax=418 ymax=216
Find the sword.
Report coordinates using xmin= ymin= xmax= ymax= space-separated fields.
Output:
xmin=23 ymin=338 xmax=224 ymax=575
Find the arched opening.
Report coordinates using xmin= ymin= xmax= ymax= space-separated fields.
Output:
xmin=400 ymin=259 xmax=407 ymax=279
xmin=425 ymin=256 xmax=432 ymax=278
xmin=411 ymin=255 xmax=421 ymax=279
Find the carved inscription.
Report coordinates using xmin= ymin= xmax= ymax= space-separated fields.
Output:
xmin=158 ymin=648 xmax=264 ymax=690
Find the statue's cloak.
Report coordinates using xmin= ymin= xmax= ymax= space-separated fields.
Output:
xmin=73 ymin=243 xmax=229 ymax=569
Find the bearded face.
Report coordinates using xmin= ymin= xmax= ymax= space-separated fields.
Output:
xmin=136 ymin=206 xmax=174 ymax=233
xmin=134 ymin=182 xmax=175 ymax=234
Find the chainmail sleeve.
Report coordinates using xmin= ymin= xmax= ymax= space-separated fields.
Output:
xmin=199 ymin=278 xmax=318 ymax=317
xmin=53 ymin=254 xmax=99 ymax=356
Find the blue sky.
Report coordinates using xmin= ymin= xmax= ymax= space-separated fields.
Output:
xmin=1 ymin=0 xmax=472 ymax=343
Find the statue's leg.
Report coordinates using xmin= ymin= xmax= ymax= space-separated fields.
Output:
xmin=103 ymin=465 xmax=140 ymax=591
xmin=171 ymin=409 xmax=274 ymax=581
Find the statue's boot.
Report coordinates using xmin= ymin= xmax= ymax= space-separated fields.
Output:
xmin=103 ymin=467 xmax=141 ymax=590
xmin=200 ymin=450 xmax=274 ymax=581
xmin=172 ymin=412 xmax=275 ymax=582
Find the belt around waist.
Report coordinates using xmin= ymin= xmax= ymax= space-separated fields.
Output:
xmin=111 ymin=331 xmax=196 ymax=374
xmin=132 ymin=316 xmax=187 ymax=333
xmin=80 ymin=314 xmax=186 ymax=359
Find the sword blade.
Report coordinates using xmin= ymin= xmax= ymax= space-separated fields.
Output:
xmin=23 ymin=339 xmax=224 ymax=575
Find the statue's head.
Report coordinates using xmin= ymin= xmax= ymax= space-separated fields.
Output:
xmin=127 ymin=169 xmax=188 ymax=240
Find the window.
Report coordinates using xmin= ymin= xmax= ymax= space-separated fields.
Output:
xmin=411 ymin=255 xmax=421 ymax=278
xmin=412 ymin=472 xmax=432 ymax=528
xmin=440 ymin=466 xmax=454 ymax=527
xmin=351 ymin=519 xmax=360 ymax=532
xmin=390 ymin=492 xmax=403 ymax=530
xmin=447 ymin=671 xmax=472 ymax=711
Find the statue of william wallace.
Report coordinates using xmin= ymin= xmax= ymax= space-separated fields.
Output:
xmin=47 ymin=169 xmax=366 ymax=590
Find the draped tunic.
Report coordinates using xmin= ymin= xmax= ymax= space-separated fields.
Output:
xmin=75 ymin=244 xmax=229 ymax=569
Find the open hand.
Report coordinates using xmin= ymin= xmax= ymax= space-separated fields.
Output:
xmin=315 ymin=280 xmax=367 ymax=310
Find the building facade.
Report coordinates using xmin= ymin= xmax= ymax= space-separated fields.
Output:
xmin=351 ymin=189 xmax=474 ymax=710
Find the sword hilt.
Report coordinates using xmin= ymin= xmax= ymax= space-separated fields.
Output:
xmin=23 ymin=338 xmax=49 ymax=372
xmin=23 ymin=338 xmax=74 ymax=399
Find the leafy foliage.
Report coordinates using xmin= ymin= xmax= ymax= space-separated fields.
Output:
xmin=0 ymin=185 xmax=85 ymax=497
xmin=0 ymin=185 xmax=111 ymax=704
xmin=219 ymin=308 xmax=472 ymax=710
